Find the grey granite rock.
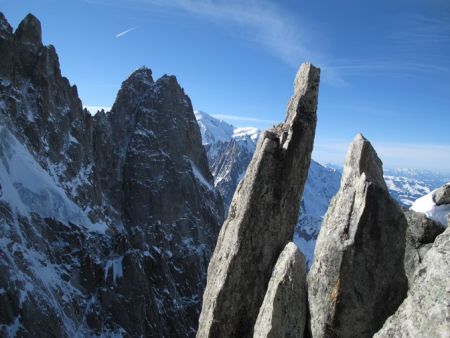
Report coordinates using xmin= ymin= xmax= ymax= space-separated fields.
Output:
xmin=197 ymin=63 xmax=320 ymax=338
xmin=374 ymin=226 xmax=450 ymax=338
xmin=403 ymin=210 xmax=444 ymax=285
xmin=253 ymin=242 xmax=307 ymax=338
xmin=433 ymin=183 xmax=450 ymax=206
xmin=307 ymin=133 xmax=408 ymax=338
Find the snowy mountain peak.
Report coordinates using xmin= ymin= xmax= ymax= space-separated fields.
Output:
xmin=194 ymin=110 xmax=234 ymax=145
xmin=194 ymin=110 xmax=261 ymax=146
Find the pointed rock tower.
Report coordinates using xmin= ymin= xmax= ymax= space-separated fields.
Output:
xmin=307 ymin=133 xmax=408 ymax=338
xmin=197 ymin=63 xmax=320 ymax=338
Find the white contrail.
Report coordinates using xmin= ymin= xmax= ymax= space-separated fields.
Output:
xmin=115 ymin=27 xmax=137 ymax=38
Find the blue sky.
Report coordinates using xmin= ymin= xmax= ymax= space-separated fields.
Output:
xmin=2 ymin=0 xmax=450 ymax=171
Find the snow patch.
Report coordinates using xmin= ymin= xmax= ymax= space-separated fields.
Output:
xmin=189 ymin=160 xmax=214 ymax=191
xmin=410 ymin=188 xmax=450 ymax=227
xmin=104 ymin=257 xmax=124 ymax=284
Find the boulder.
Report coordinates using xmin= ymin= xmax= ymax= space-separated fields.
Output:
xmin=432 ymin=183 xmax=450 ymax=206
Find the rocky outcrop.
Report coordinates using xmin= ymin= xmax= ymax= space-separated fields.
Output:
xmin=433 ymin=183 xmax=450 ymax=205
xmin=253 ymin=242 xmax=307 ymax=338
xmin=374 ymin=225 xmax=450 ymax=338
xmin=197 ymin=63 xmax=320 ymax=338
xmin=0 ymin=12 xmax=223 ymax=337
xmin=307 ymin=133 xmax=408 ymax=338
xmin=403 ymin=210 xmax=444 ymax=284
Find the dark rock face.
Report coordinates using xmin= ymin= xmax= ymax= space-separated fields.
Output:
xmin=307 ymin=134 xmax=408 ymax=338
xmin=403 ymin=210 xmax=444 ymax=284
xmin=197 ymin=63 xmax=320 ymax=338
xmin=253 ymin=242 xmax=307 ymax=338
xmin=374 ymin=226 xmax=450 ymax=337
xmin=0 ymin=12 xmax=223 ymax=337
xmin=433 ymin=183 xmax=450 ymax=206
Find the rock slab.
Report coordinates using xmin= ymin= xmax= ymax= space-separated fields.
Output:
xmin=197 ymin=63 xmax=320 ymax=338
xmin=253 ymin=242 xmax=307 ymax=338
xmin=307 ymin=133 xmax=408 ymax=338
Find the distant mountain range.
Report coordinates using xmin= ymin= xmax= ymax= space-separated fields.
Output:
xmin=329 ymin=165 xmax=449 ymax=207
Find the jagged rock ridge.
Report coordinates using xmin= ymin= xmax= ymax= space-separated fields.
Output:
xmin=308 ymin=134 xmax=408 ymax=338
xmin=0 ymin=12 xmax=223 ymax=337
xmin=197 ymin=63 xmax=320 ymax=337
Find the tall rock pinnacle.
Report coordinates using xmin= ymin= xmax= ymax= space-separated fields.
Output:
xmin=197 ymin=63 xmax=320 ymax=338
xmin=307 ymin=133 xmax=408 ymax=338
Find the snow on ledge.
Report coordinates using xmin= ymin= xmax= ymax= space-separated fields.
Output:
xmin=410 ymin=187 xmax=450 ymax=227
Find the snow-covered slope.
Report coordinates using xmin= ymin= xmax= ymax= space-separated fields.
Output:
xmin=0 ymin=127 xmax=97 ymax=230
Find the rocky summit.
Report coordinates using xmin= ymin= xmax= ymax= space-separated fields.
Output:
xmin=0 ymin=12 xmax=223 ymax=337
xmin=197 ymin=63 xmax=320 ymax=338
xmin=307 ymin=133 xmax=409 ymax=338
